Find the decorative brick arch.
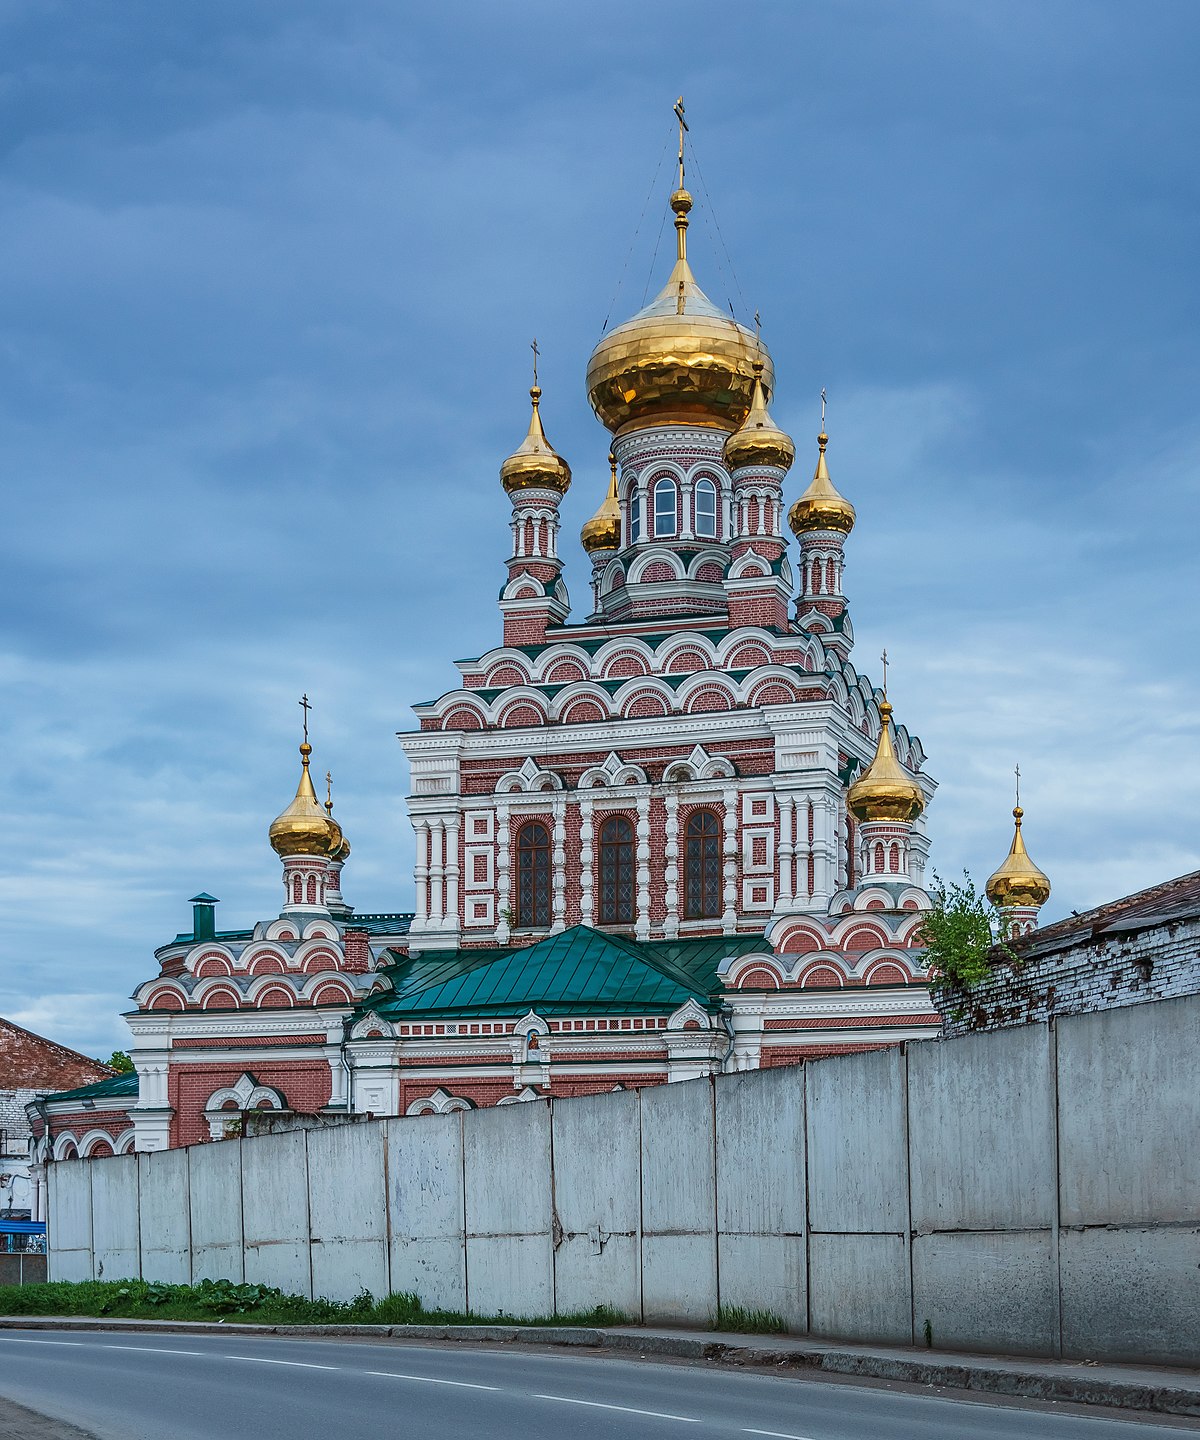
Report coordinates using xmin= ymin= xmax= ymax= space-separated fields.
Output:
xmin=842 ymin=925 xmax=889 ymax=951
xmin=776 ymin=927 xmax=822 ymax=954
xmin=311 ymin=981 xmax=353 ymax=1005
xmin=300 ymin=948 xmax=341 ymax=973
xmin=686 ymin=686 xmax=733 ymax=714
xmin=194 ymin=957 xmax=231 ymax=978
xmin=737 ymin=965 xmax=781 ymax=990
xmin=727 ymin=644 xmax=771 ymax=668
xmin=442 ymin=706 xmax=484 ymax=731
xmin=640 ymin=561 xmax=676 ymax=583
xmin=602 ymin=651 xmax=650 ymax=679
xmin=499 ymin=702 xmax=544 ymax=728
xmin=144 ymin=988 xmax=185 ymax=1011
xmin=545 ymin=659 xmax=587 ymax=683
xmin=201 ymin=987 xmax=241 ymax=1010
xmin=800 ymin=964 xmax=844 ymax=988
xmin=561 ymin=698 xmax=607 ymax=724
xmin=695 ymin=562 xmax=724 ymax=583
xmin=666 ymin=648 xmax=710 ymax=674
xmin=247 ymin=954 xmax=286 ymax=976
xmin=256 ymin=985 xmax=295 ymax=1008
xmin=623 ymin=691 xmax=669 ymax=718
xmin=486 ymin=664 xmax=528 ymax=687
xmin=749 ymin=681 xmax=797 ymax=708
xmin=866 ymin=961 xmax=910 ymax=986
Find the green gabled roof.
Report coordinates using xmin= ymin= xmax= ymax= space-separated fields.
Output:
xmin=371 ymin=926 xmax=767 ymax=1020
xmin=44 ymin=1071 xmax=139 ymax=1105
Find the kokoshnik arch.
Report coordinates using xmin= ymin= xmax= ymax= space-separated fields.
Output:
xmin=28 ymin=121 xmax=1053 ymax=1172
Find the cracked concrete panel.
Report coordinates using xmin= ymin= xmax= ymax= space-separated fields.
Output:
xmin=387 ymin=1112 xmax=466 ymax=1313
xmin=640 ymin=1078 xmax=716 ymax=1323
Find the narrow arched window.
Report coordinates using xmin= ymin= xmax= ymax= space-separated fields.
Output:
xmin=306 ymin=875 xmax=318 ymax=904
xmin=653 ymin=478 xmax=678 ymax=537
xmin=683 ymin=809 xmax=722 ymax=920
xmin=628 ymin=485 xmax=641 ymax=543
xmin=598 ymin=815 xmax=635 ymax=924
xmin=516 ymin=821 xmax=551 ymax=928
xmin=694 ymin=478 xmax=718 ymax=538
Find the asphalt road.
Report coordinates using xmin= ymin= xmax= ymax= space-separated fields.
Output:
xmin=0 ymin=1330 xmax=1195 ymax=1440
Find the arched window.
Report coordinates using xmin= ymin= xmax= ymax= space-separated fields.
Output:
xmin=683 ymin=809 xmax=722 ymax=919
xmin=628 ymin=485 xmax=641 ymax=543
xmin=515 ymin=821 xmax=551 ymax=928
xmin=306 ymin=874 xmax=318 ymax=905
xmin=598 ymin=815 xmax=635 ymax=925
xmin=653 ymin=478 xmax=678 ymax=537
xmin=694 ymin=478 xmax=718 ymax=538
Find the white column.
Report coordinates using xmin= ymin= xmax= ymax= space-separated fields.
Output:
xmin=664 ymin=791 xmax=680 ymax=939
xmin=579 ymin=797 xmax=595 ymax=927
xmin=777 ymin=795 xmax=795 ymax=908
xmin=428 ymin=818 xmax=445 ymax=926
xmin=722 ymin=785 xmax=738 ymax=935
xmin=495 ymin=803 xmax=511 ymax=943
xmin=412 ymin=819 xmax=430 ymax=930
xmin=635 ymin=791 xmax=651 ymax=941
xmin=443 ymin=813 xmax=461 ymax=934
xmin=680 ymin=477 xmax=695 ymax=540
xmin=551 ymin=798 xmax=567 ymax=932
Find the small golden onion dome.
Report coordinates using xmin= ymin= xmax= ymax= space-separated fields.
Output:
xmin=500 ymin=386 xmax=571 ymax=495
xmin=586 ymin=188 xmax=771 ymax=436
xmin=788 ymin=432 xmax=856 ymax=537
xmin=581 ymin=452 xmax=623 ymax=553
xmin=847 ymin=701 xmax=925 ymax=824
xmin=269 ymin=743 xmax=340 ymax=858
xmin=986 ymin=807 xmax=1051 ymax=909
xmin=325 ymin=799 xmax=351 ymax=864
xmin=724 ymin=362 xmax=795 ymax=472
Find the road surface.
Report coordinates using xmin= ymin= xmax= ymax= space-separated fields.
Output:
xmin=0 ymin=1329 xmax=1193 ymax=1440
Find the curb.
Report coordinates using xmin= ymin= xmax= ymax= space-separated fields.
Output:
xmin=1 ymin=1317 xmax=1197 ymax=1419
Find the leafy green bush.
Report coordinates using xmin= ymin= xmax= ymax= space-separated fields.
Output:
xmin=918 ymin=872 xmax=1013 ymax=989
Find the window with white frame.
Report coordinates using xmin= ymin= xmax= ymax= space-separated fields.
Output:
xmin=694 ymin=477 xmax=718 ymax=538
xmin=653 ymin=477 xmax=678 ymax=537
xmin=628 ymin=485 xmax=641 ymax=542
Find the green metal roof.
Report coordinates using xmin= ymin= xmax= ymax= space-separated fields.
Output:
xmin=43 ymin=1071 xmax=139 ymax=1105
xmin=370 ymin=926 xmax=767 ymax=1020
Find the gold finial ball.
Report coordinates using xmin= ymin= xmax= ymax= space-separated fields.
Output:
xmin=670 ymin=188 xmax=693 ymax=215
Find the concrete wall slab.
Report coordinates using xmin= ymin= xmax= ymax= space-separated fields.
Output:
xmin=551 ymin=1090 xmax=641 ymax=1318
xmin=1058 ymin=997 xmax=1200 ymax=1226
xmin=47 ymin=1162 xmax=92 ymax=1282
xmin=138 ymin=1149 xmax=190 ymax=1284
xmin=807 ymin=1048 xmax=907 ymax=1234
xmin=716 ymin=1066 xmax=805 ymax=1238
xmin=189 ymin=1139 xmax=243 ymax=1283
xmin=716 ymin=1234 xmax=805 ymax=1330
xmin=808 ymin=1232 xmax=911 ymax=1344
xmin=90 ymin=1155 xmax=139 ymax=1282
xmin=1060 ymin=1226 xmax=1200 ymax=1364
xmin=307 ymin=1123 xmax=388 ymax=1302
xmin=640 ymin=1079 xmax=716 ymax=1322
xmin=909 ymin=1026 xmax=1055 ymax=1233
xmin=241 ymin=1130 xmax=311 ymax=1297
xmin=386 ymin=1114 xmax=465 ymax=1312
xmin=912 ymin=1230 xmax=1056 ymax=1355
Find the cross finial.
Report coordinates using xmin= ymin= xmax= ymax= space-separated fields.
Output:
xmin=530 ymin=337 xmax=539 ymax=389
xmin=820 ymin=387 xmax=827 ymax=429
xmin=299 ymin=693 xmax=311 ymax=745
xmin=1014 ymin=763 xmax=1021 ymax=808
xmin=754 ymin=309 xmax=762 ymax=343
xmin=880 ymin=648 xmax=889 ymax=699
xmin=674 ymin=95 xmax=688 ymax=189
xmin=325 ymin=769 xmax=333 ymax=813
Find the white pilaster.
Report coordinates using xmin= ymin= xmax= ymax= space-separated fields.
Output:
xmin=635 ymin=791 xmax=651 ymax=941
xmin=722 ymin=784 xmax=738 ymax=935
xmin=664 ymin=791 xmax=680 ymax=939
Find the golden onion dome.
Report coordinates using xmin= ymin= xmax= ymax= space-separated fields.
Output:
xmin=324 ymin=799 xmax=350 ymax=864
xmin=586 ymin=188 xmax=771 ymax=436
xmin=500 ymin=386 xmax=571 ymax=495
xmin=847 ymin=701 xmax=925 ymax=824
xmin=788 ymin=431 xmax=856 ymax=537
xmin=269 ymin=743 xmax=340 ymax=859
xmin=986 ymin=807 xmax=1051 ymax=909
xmin=581 ymin=452 xmax=622 ymax=553
xmin=724 ymin=362 xmax=795 ymax=472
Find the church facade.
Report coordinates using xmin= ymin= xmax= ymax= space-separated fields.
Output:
xmin=32 ymin=152 xmax=1049 ymax=1165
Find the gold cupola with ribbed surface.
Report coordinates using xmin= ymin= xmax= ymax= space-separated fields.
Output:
xmin=581 ymin=452 xmax=622 ymax=553
xmin=724 ymin=361 xmax=795 ymax=472
xmin=586 ymin=103 xmax=769 ymax=437
xmin=847 ymin=700 xmax=925 ymax=824
xmin=986 ymin=804 xmax=1051 ymax=911
xmin=789 ymin=430 xmax=856 ymax=537
xmin=500 ymin=386 xmax=571 ymax=495
xmin=269 ymin=735 xmax=340 ymax=859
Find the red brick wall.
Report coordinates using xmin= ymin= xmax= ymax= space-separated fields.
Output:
xmin=169 ymin=1058 xmax=332 ymax=1147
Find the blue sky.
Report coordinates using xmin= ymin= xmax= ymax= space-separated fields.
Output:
xmin=2 ymin=1 xmax=1197 ymax=1059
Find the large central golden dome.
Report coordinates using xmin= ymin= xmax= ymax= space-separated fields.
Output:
xmin=587 ymin=189 xmax=771 ymax=436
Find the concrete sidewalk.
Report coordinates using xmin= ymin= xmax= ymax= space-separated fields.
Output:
xmin=2 ymin=1315 xmax=1198 ymax=1420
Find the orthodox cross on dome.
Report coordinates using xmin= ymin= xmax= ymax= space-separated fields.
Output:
xmin=325 ymin=770 xmax=334 ymax=814
xmin=674 ymin=95 xmax=688 ymax=189
xmin=820 ymin=387 xmax=828 ymax=429
xmin=1015 ymin=763 xmax=1022 ymax=808
xmin=880 ymin=648 xmax=889 ymax=700
xmin=530 ymin=337 xmax=539 ymax=389
xmin=299 ymin=693 xmax=311 ymax=745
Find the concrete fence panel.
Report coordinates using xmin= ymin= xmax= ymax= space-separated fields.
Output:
xmin=137 ymin=1149 xmax=191 ymax=1284
xmin=90 ymin=1153 xmax=139 ymax=1282
xmin=189 ymin=1137 xmax=244 ymax=1283
xmin=805 ymin=1047 xmax=910 ymax=1344
xmin=639 ymin=1077 xmax=716 ymax=1324
xmin=241 ymin=1129 xmax=311 ymax=1298
xmin=463 ymin=1100 xmax=553 ymax=1317
xmin=307 ymin=1123 xmax=388 ymax=1302
xmin=47 ymin=1161 xmax=92 ymax=1282
xmin=715 ymin=1065 xmax=806 ymax=1330
xmin=386 ymin=1113 xmax=466 ymax=1311
xmin=550 ymin=1088 xmax=642 ymax=1319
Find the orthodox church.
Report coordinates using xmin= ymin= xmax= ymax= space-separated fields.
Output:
xmin=29 ymin=133 xmax=1052 ymax=1171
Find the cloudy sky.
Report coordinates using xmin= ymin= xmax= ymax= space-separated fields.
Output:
xmin=2 ymin=1 xmax=1197 ymax=1059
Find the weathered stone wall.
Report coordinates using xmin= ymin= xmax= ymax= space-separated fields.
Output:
xmin=49 ymin=992 xmax=1200 ymax=1366
xmin=933 ymin=913 xmax=1200 ymax=1037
